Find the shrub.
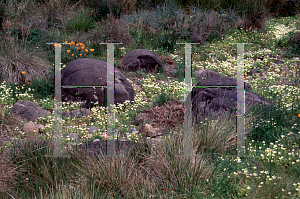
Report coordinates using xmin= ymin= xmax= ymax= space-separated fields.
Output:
xmin=87 ymin=14 xmax=132 ymax=48
xmin=157 ymin=29 xmax=178 ymax=52
xmin=289 ymin=32 xmax=300 ymax=55
xmin=82 ymin=0 xmax=137 ymax=21
xmin=151 ymin=91 xmax=173 ymax=107
xmin=65 ymin=7 xmax=96 ymax=33
xmin=0 ymin=20 xmax=52 ymax=85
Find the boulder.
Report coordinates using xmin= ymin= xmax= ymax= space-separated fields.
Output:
xmin=119 ymin=49 xmax=163 ymax=73
xmin=9 ymin=100 xmax=51 ymax=123
xmin=61 ymin=58 xmax=134 ymax=109
xmin=9 ymin=100 xmax=97 ymax=135
xmin=62 ymin=108 xmax=93 ymax=119
xmin=22 ymin=121 xmax=39 ymax=135
xmin=194 ymin=69 xmax=223 ymax=81
xmin=160 ymin=55 xmax=177 ymax=76
xmin=190 ymin=75 xmax=274 ymax=124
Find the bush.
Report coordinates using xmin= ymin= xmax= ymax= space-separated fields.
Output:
xmin=66 ymin=7 xmax=96 ymax=33
xmin=82 ymin=0 xmax=137 ymax=21
xmin=151 ymin=91 xmax=173 ymax=107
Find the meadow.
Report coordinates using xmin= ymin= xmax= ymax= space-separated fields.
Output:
xmin=0 ymin=0 xmax=300 ymax=198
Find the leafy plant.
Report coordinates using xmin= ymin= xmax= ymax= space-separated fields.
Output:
xmin=59 ymin=41 xmax=95 ymax=64
xmin=157 ymin=29 xmax=178 ymax=52
xmin=151 ymin=91 xmax=172 ymax=107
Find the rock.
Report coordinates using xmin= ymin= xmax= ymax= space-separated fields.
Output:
xmin=280 ymin=65 xmax=290 ymax=75
xmin=249 ymin=69 xmax=258 ymax=76
xmin=170 ymin=69 xmax=177 ymax=77
xmin=22 ymin=121 xmax=39 ymax=135
xmin=211 ymin=56 xmax=218 ymax=62
xmin=128 ymin=127 xmax=138 ymax=133
xmin=87 ymin=126 xmax=99 ymax=134
xmin=9 ymin=100 xmax=98 ymax=136
xmin=254 ymin=53 xmax=278 ymax=62
xmin=37 ymin=123 xmax=45 ymax=130
xmin=9 ymin=100 xmax=50 ymax=123
xmin=134 ymin=113 xmax=150 ymax=126
xmin=190 ymin=75 xmax=274 ymax=124
xmin=62 ymin=108 xmax=93 ymax=119
xmin=148 ymin=138 xmax=163 ymax=146
xmin=61 ymin=58 xmax=134 ymax=109
xmin=66 ymin=133 xmax=80 ymax=141
xmin=275 ymin=59 xmax=284 ymax=64
xmin=134 ymin=84 xmax=142 ymax=92
xmin=260 ymin=71 xmax=268 ymax=80
xmin=147 ymin=130 xmax=159 ymax=138
xmin=160 ymin=55 xmax=177 ymax=76
xmin=291 ymin=63 xmax=298 ymax=67
xmin=191 ymin=76 xmax=252 ymax=93
xmin=119 ymin=49 xmax=163 ymax=73
xmin=160 ymin=55 xmax=177 ymax=66
xmin=138 ymin=124 xmax=154 ymax=137
xmin=194 ymin=69 xmax=223 ymax=81
xmin=280 ymin=76 xmax=289 ymax=85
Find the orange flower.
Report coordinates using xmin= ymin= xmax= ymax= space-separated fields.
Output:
xmin=82 ymin=46 xmax=85 ymax=50
xmin=76 ymin=44 xmax=79 ymax=46
xmin=64 ymin=41 xmax=68 ymax=44
xmin=72 ymin=54 xmax=74 ymax=56
xmin=298 ymin=114 xmax=300 ymax=118
xmin=27 ymin=82 xmax=29 ymax=84
xmin=85 ymin=49 xmax=88 ymax=53
xmin=90 ymin=49 xmax=94 ymax=52
xmin=79 ymin=54 xmax=82 ymax=56
xmin=79 ymin=43 xmax=83 ymax=47
xmin=77 ymin=47 xmax=80 ymax=50
xmin=67 ymin=50 xmax=71 ymax=53
xmin=54 ymin=44 xmax=62 ymax=48
xmin=263 ymin=102 xmax=265 ymax=105
xmin=22 ymin=71 xmax=26 ymax=75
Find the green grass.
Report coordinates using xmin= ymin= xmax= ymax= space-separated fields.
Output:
xmin=0 ymin=0 xmax=300 ymax=198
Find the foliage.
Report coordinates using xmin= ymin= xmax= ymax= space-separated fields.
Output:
xmin=151 ymin=91 xmax=173 ymax=107
xmin=65 ymin=7 xmax=96 ymax=33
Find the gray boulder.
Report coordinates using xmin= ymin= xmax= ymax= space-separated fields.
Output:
xmin=190 ymin=75 xmax=274 ymax=124
xmin=119 ymin=49 xmax=163 ymax=73
xmin=9 ymin=100 xmax=51 ymax=123
xmin=194 ymin=69 xmax=223 ymax=81
xmin=61 ymin=58 xmax=135 ymax=109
